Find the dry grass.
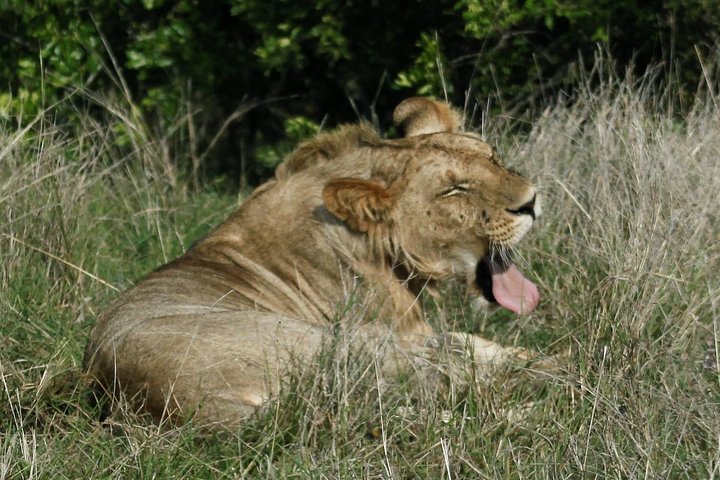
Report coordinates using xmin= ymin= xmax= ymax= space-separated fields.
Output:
xmin=1 ymin=61 xmax=719 ymax=478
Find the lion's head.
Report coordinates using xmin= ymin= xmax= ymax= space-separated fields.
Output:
xmin=321 ymin=97 xmax=540 ymax=314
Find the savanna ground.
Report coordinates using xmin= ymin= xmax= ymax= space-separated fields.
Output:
xmin=1 ymin=61 xmax=719 ymax=478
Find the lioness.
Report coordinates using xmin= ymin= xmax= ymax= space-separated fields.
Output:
xmin=84 ymin=97 xmax=542 ymax=426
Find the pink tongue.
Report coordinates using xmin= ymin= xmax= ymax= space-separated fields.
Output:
xmin=491 ymin=264 xmax=540 ymax=314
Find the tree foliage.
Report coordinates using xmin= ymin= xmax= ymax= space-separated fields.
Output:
xmin=1 ymin=0 xmax=718 ymax=182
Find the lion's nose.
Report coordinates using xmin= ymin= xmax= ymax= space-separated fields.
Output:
xmin=506 ymin=194 xmax=537 ymax=220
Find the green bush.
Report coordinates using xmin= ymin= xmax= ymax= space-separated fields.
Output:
xmin=1 ymin=0 xmax=718 ymax=182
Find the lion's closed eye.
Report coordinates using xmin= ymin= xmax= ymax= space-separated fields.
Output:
xmin=440 ymin=183 xmax=470 ymax=197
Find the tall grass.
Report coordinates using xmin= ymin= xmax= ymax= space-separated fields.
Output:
xmin=1 ymin=59 xmax=718 ymax=478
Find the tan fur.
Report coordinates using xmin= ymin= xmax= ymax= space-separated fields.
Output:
xmin=393 ymin=97 xmax=462 ymax=136
xmin=84 ymin=97 xmax=542 ymax=427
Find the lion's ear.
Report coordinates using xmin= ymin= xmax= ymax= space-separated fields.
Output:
xmin=322 ymin=178 xmax=395 ymax=233
xmin=393 ymin=97 xmax=462 ymax=137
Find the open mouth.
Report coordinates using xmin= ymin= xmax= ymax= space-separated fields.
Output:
xmin=475 ymin=251 xmax=539 ymax=314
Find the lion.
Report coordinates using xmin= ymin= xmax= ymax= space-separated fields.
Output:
xmin=84 ymin=97 xmax=543 ymax=427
